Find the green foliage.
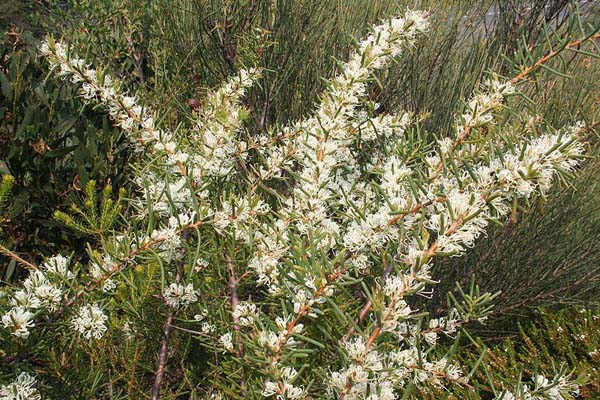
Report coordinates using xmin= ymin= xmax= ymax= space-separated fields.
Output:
xmin=54 ymin=180 xmax=125 ymax=237
xmin=0 ymin=31 xmax=132 ymax=265
xmin=0 ymin=174 xmax=14 ymax=217
xmin=463 ymin=308 xmax=600 ymax=399
xmin=0 ymin=0 xmax=43 ymax=33
xmin=0 ymin=174 xmax=15 ymax=262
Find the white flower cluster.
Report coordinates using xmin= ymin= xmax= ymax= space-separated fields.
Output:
xmin=226 ymin=10 xmax=585 ymax=397
xmin=136 ymin=173 xmax=194 ymax=218
xmin=495 ymin=373 xmax=580 ymax=400
xmin=330 ymin=337 xmax=466 ymax=399
xmin=262 ymin=367 xmax=304 ymax=399
xmin=0 ymin=372 xmax=42 ymax=400
xmin=71 ymin=303 xmax=108 ymax=339
xmin=89 ymin=255 xmax=118 ymax=293
xmin=212 ymin=196 xmax=270 ymax=240
xmin=232 ymin=301 xmax=259 ymax=327
xmin=250 ymin=10 xmax=430 ymax=296
xmin=456 ymin=78 xmax=515 ymax=132
xmin=219 ymin=332 xmax=234 ymax=352
xmin=257 ymin=315 xmax=305 ymax=354
xmin=1 ymin=256 xmax=73 ymax=338
xmin=163 ymin=283 xmax=199 ymax=308
xmin=42 ymin=254 xmax=73 ymax=279
xmin=328 ymin=103 xmax=583 ymax=398
xmin=39 ymin=41 xmax=173 ymax=153
xmin=192 ymin=68 xmax=261 ymax=178
xmin=1 ymin=307 xmax=35 ymax=339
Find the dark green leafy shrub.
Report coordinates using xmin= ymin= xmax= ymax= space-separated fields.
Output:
xmin=0 ymin=31 xmax=132 ymax=269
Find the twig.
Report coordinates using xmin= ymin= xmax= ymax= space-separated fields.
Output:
xmin=222 ymin=1 xmax=237 ymax=71
xmin=259 ymin=79 xmax=277 ymax=132
xmin=151 ymin=233 xmax=187 ymax=400
xmin=226 ymin=253 xmax=247 ymax=394
xmin=221 ymin=0 xmax=259 ymax=72
xmin=239 ymin=0 xmax=258 ymax=37
xmin=127 ymin=343 xmax=141 ymax=398
xmin=0 ymin=244 xmax=38 ymax=271
xmin=151 ymin=309 xmax=176 ymax=400
xmin=509 ymin=32 xmax=600 ymax=85
xmin=226 ymin=254 xmax=242 ymax=350
xmin=126 ymin=29 xmax=145 ymax=84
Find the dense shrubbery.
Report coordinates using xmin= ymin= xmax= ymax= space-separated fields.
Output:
xmin=466 ymin=308 xmax=600 ymax=399
xmin=0 ymin=31 xmax=132 ymax=275
xmin=1 ymin=1 xmax=599 ymax=399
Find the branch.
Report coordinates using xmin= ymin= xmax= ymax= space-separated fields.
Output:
xmin=226 ymin=254 xmax=242 ymax=354
xmin=151 ymin=308 xmax=176 ymax=400
xmin=510 ymin=31 xmax=600 ymax=85
xmin=151 ymin=232 xmax=187 ymax=400
xmin=0 ymin=244 xmax=38 ymax=271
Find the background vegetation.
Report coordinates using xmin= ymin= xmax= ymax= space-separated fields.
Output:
xmin=1 ymin=0 xmax=599 ymax=398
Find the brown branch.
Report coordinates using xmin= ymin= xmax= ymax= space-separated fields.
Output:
xmin=266 ymin=267 xmax=348 ymax=366
xmin=124 ymin=15 xmax=145 ymax=84
xmin=127 ymin=343 xmax=141 ymax=398
xmin=238 ymin=0 xmax=258 ymax=37
xmin=0 ymin=244 xmax=38 ymax=271
xmin=151 ymin=310 xmax=176 ymax=400
xmin=510 ymin=32 xmax=600 ymax=85
xmin=221 ymin=0 xmax=259 ymax=72
xmin=227 ymin=255 xmax=240 ymax=329
xmin=151 ymin=233 xmax=187 ymax=400
xmin=226 ymin=254 xmax=245 ymax=358
xmin=222 ymin=1 xmax=237 ymax=71
xmin=258 ymin=79 xmax=277 ymax=133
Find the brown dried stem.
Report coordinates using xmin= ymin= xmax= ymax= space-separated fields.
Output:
xmin=151 ymin=232 xmax=187 ymax=400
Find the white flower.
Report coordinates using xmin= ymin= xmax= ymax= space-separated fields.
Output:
xmin=163 ymin=283 xmax=199 ymax=308
xmin=0 ymin=372 xmax=41 ymax=400
xmin=2 ymin=307 xmax=35 ymax=339
xmin=194 ymin=258 xmax=210 ymax=272
xmin=262 ymin=381 xmax=279 ymax=397
xmin=258 ymin=330 xmax=280 ymax=352
xmin=20 ymin=270 xmax=63 ymax=311
xmin=283 ymin=383 xmax=304 ymax=399
xmin=122 ymin=321 xmax=135 ymax=340
xmin=344 ymin=337 xmax=367 ymax=361
xmin=201 ymin=322 xmax=216 ymax=334
xmin=72 ymin=303 xmax=108 ymax=339
xmin=30 ymin=282 xmax=63 ymax=312
xmin=232 ymin=302 xmax=259 ymax=327
xmin=150 ymin=225 xmax=183 ymax=263
xmin=43 ymin=254 xmax=73 ymax=279
xmin=219 ymin=332 xmax=234 ymax=352
xmin=89 ymin=256 xmax=117 ymax=280
xmin=194 ymin=309 xmax=209 ymax=321
xmin=495 ymin=391 xmax=516 ymax=400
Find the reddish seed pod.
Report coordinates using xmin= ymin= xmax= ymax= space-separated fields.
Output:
xmin=188 ymin=98 xmax=200 ymax=111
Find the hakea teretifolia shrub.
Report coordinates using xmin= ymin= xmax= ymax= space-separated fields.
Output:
xmin=0 ymin=10 xmax=587 ymax=400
